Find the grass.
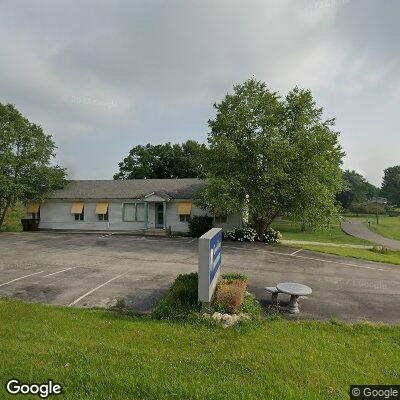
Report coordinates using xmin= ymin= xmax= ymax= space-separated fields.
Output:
xmin=291 ymin=244 xmax=400 ymax=266
xmin=0 ymin=203 xmax=24 ymax=232
xmin=353 ymin=215 xmax=400 ymax=242
xmin=0 ymin=299 xmax=399 ymax=400
xmin=272 ymin=219 xmax=371 ymax=245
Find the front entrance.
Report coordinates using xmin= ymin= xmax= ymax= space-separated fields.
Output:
xmin=155 ymin=203 xmax=164 ymax=228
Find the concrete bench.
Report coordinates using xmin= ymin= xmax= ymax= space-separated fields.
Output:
xmin=265 ymin=286 xmax=282 ymax=304
xmin=265 ymin=283 xmax=312 ymax=313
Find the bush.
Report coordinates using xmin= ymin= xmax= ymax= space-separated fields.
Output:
xmin=263 ymin=227 xmax=282 ymax=244
xmin=224 ymin=226 xmax=257 ymax=242
xmin=371 ymin=245 xmax=390 ymax=255
xmin=213 ymin=273 xmax=249 ymax=314
xmin=215 ymin=281 xmax=246 ymax=314
xmin=222 ymin=272 xmax=248 ymax=284
xmin=189 ymin=215 xmax=213 ymax=238
xmin=152 ymin=273 xmax=200 ymax=320
xmin=241 ymin=293 xmax=261 ymax=319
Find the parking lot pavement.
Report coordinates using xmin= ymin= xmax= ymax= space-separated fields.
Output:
xmin=1 ymin=232 xmax=400 ymax=323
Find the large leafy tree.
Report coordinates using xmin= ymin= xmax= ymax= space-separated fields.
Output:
xmin=197 ymin=78 xmax=345 ymax=237
xmin=0 ymin=103 xmax=67 ymax=229
xmin=337 ymin=170 xmax=379 ymax=209
xmin=114 ymin=140 xmax=207 ymax=179
xmin=381 ymin=165 xmax=400 ymax=206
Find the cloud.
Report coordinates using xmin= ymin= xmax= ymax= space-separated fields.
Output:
xmin=0 ymin=0 xmax=398 ymax=184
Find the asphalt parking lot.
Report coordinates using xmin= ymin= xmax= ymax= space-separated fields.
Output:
xmin=1 ymin=232 xmax=399 ymax=323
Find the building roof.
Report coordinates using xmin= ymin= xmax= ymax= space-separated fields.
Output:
xmin=366 ymin=197 xmax=388 ymax=205
xmin=47 ymin=179 xmax=206 ymax=200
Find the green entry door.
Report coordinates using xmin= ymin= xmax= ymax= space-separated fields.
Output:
xmin=155 ymin=203 xmax=164 ymax=228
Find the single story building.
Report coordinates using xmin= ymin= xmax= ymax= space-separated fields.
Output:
xmin=25 ymin=179 xmax=241 ymax=233
xmin=364 ymin=197 xmax=388 ymax=213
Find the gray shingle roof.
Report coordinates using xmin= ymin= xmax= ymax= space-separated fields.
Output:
xmin=47 ymin=179 xmax=206 ymax=200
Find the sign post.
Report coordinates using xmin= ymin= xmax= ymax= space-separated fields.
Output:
xmin=198 ymin=228 xmax=222 ymax=310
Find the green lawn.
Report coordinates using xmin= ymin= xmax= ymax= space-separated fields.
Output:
xmin=365 ymin=215 xmax=400 ymax=242
xmin=1 ymin=300 xmax=399 ymax=400
xmin=292 ymin=244 xmax=400 ymax=266
xmin=272 ymin=219 xmax=371 ymax=245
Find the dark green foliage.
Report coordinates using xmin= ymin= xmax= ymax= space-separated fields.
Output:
xmin=0 ymin=103 xmax=67 ymax=229
xmin=241 ymin=293 xmax=261 ymax=319
xmin=188 ymin=215 xmax=213 ymax=237
xmin=222 ymin=273 xmax=248 ymax=283
xmin=152 ymin=273 xmax=200 ymax=320
xmin=337 ymin=170 xmax=379 ymax=209
xmin=381 ymin=165 xmax=400 ymax=206
xmin=114 ymin=140 xmax=208 ymax=179
xmin=197 ymin=78 xmax=345 ymax=237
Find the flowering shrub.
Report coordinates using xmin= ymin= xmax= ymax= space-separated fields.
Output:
xmin=224 ymin=226 xmax=257 ymax=242
xmin=263 ymin=227 xmax=282 ymax=244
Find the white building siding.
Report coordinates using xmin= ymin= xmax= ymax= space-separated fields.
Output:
xmin=37 ymin=199 xmax=241 ymax=233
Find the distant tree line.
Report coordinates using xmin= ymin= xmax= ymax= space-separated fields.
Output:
xmin=337 ymin=167 xmax=400 ymax=211
xmin=113 ymin=141 xmax=207 ymax=179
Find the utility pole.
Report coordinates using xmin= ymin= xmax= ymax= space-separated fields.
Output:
xmin=376 ymin=197 xmax=379 ymax=225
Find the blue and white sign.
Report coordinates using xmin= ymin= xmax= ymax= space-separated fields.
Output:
xmin=198 ymin=228 xmax=222 ymax=304
xmin=209 ymin=230 xmax=222 ymax=284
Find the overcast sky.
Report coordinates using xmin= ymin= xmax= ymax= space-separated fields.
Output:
xmin=0 ymin=0 xmax=398 ymax=186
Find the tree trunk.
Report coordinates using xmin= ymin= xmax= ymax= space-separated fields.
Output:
xmin=253 ymin=210 xmax=281 ymax=240
xmin=254 ymin=219 xmax=268 ymax=240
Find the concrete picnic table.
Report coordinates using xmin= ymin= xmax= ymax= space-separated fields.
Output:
xmin=276 ymin=282 xmax=312 ymax=314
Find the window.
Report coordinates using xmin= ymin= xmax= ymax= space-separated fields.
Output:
xmin=123 ymin=203 xmax=145 ymax=222
xmin=71 ymin=202 xmax=85 ymax=221
xmin=179 ymin=214 xmax=190 ymax=222
xmin=74 ymin=210 xmax=84 ymax=221
xmin=95 ymin=203 xmax=109 ymax=221
xmin=98 ymin=212 xmax=108 ymax=221
xmin=71 ymin=202 xmax=84 ymax=221
xmin=214 ymin=215 xmax=227 ymax=223
xmin=136 ymin=203 xmax=144 ymax=222
xmin=31 ymin=210 xmax=40 ymax=219
xmin=27 ymin=203 xmax=40 ymax=219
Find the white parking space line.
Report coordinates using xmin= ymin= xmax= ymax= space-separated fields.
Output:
xmin=292 ymin=254 xmax=390 ymax=272
xmin=223 ymin=244 xmax=394 ymax=273
xmin=43 ymin=267 xmax=78 ymax=277
xmin=290 ymin=249 xmax=303 ymax=256
xmin=0 ymin=271 xmax=44 ymax=288
xmin=68 ymin=272 xmax=129 ymax=307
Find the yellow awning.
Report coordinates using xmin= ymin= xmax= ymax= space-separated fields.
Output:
xmin=178 ymin=201 xmax=192 ymax=215
xmin=95 ymin=202 xmax=109 ymax=215
xmin=27 ymin=203 xmax=40 ymax=213
xmin=71 ymin=202 xmax=84 ymax=214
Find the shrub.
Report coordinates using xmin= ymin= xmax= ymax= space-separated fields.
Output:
xmin=215 ymin=281 xmax=246 ymax=314
xmin=189 ymin=215 xmax=213 ymax=238
xmin=263 ymin=227 xmax=282 ymax=244
xmin=214 ymin=273 xmax=249 ymax=314
xmin=222 ymin=272 xmax=248 ymax=284
xmin=115 ymin=297 xmax=127 ymax=309
xmin=371 ymin=245 xmax=390 ymax=255
xmin=224 ymin=226 xmax=257 ymax=242
xmin=152 ymin=273 xmax=200 ymax=320
xmin=241 ymin=293 xmax=261 ymax=319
